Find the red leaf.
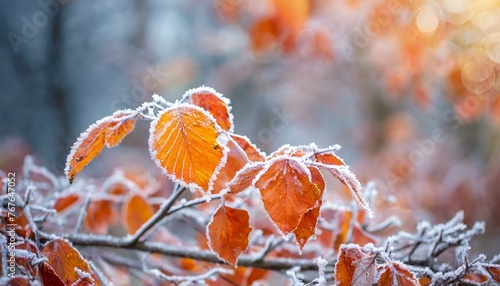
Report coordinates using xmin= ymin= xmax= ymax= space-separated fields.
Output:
xmin=65 ymin=111 xmax=137 ymax=183
xmin=207 ymin=205 xmax=252 ymax=265
xmin=149 ymin=104 xmax=228 ymax=193
xmin=41 ymin=239 xmax=100 ymax=285
xmin=255 ymin=157 xmax=319 ymax=234
xmin=335 ymin=244 xmax=377 ymax=286
xmin=184 ymin=86 xmax=234 ymax=131
xmin=377 ymin=261 xmax=419 ymax=286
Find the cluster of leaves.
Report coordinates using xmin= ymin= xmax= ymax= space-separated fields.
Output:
xmin=1 ymin=87 xmax=499 ymax=285
xmin=64 ymin=86 xmax=371 ymax=265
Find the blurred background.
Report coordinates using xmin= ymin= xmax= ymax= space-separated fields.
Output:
xmin=1 ymin=0 xmax=499 ymax=254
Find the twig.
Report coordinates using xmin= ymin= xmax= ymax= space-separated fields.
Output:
xmin=88 ymin=260 xmax=114 ymax=286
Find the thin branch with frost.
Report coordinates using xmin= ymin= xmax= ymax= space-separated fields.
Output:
xmin=73 ymin=194 xmax=91 ymax=234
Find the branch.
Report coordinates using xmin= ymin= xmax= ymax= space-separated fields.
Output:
xmin=125 ymin=184 xmax=186 ymax=245
xmin=37 ymin=231 xmax=327 ymax=271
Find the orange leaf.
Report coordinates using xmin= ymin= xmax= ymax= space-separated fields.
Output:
xmin=65 ymin=111 xmax=137 ymax=183
xmin=255 ymin=157 xmax=319 ymax=234
xmin=149 ymin=104 xmax=228 ymax=193
xmin=184 ymin=86 xmax=234 ymax=131
xmin=315 ymin=151 xmax=345 ymax=166
xmin=230 ymin=134 xmax=265 ymax=162
xmin=293 ymin=166 xmax=325 ymax=250
xmin=377 ymin=261 xmax=419 ymax=286
xmin=207 ymin=205 xmax=252 ymax=265
xmin=335 ymin=244 xmax=377 ymax=286
xmin=41 ymin=239 xmax=100 ymax=285
xmin=224 ymin=162 xmax=265 ymax=196
xmin=122 ymin=194 xmax=155 ymax=234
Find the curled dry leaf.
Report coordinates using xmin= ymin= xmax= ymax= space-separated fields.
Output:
xmin=122 ymin=194 xmax=155 ymax=234
xmin=149 ymin=104 xmax=228 ymax=194
xmin=255 ymin=157 xmax=319 ymax=234
xmin=41 ymin=238 xmax=100 ymax=286
xmin=65 ymin=111 xmax=137 ymax=183
xmin=183 ymin=86 xmax=234 ymax=132
xmin=207 ymin=204 xmax=252 ymax=266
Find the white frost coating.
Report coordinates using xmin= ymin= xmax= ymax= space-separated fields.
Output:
xmin=181 ymin=85 xmax=235 ymax=133
xmin=312 ymin=162 xmax=373 ymax=218
xmin=315 ymin=257 xmax=328 ymax=286
xmin=286 ymin=267 xmax=305 ymax=286
xmin=152 ymin=93 xmax=169 ymax=105
xmin=74 ymin=267 xmax=95 ymax=282
xmin=148 ymin=103 xmax=230 ymax=196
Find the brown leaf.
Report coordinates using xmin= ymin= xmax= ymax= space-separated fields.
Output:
xmin=207 ymin=205 xmax=252 ymax=265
